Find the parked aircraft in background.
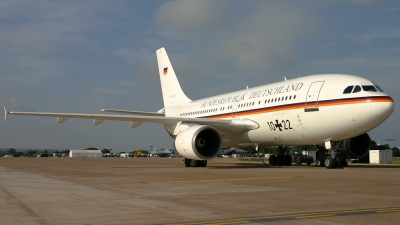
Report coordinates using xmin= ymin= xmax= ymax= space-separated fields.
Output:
xmin=149 ymin=145 xmax=177 ymax=156
xmin=219 ymin=147 xmax=248 ymax=156
xmin=5 ymin=48 xmax=394 ymax=168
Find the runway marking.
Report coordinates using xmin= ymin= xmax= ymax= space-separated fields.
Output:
xmin=164 ymin=207 xmax=400 ymax=225
xmin=146 ymin=176 xmax=296 ymax=184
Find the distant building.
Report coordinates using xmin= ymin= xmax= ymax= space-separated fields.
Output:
xmin=69 ymin=150 xmax=103 ymax=158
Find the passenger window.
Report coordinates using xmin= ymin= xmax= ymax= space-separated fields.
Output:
xmin=362 ymin=85 xmax=378 ymax=92
xmin=353 ymin=85 xmax=361 ymax=93
xmin=343 ymin=86 xmax=354 ymax=94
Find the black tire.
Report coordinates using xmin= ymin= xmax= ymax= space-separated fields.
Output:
xmin=276 ymin=155 xmax=284 ymax=166
xmin=324 ymin=156 xmax=336 ymax=169
xmin=295 ymin=157 xmax=301 ymax=165
xmin=199 ymin=160 xmax=207 ymax=167
xmin=190 ymin=159 xmax=199 ymax=167
xmin=284 ymin=155 xmax=292 ymax=166
xmin=336 ymin=157 xmax=343 ymax=169
xmin=184 ymin=158 xmax=191 ymax=167
xmin=269 ymin=155 xmax=277 ymax=166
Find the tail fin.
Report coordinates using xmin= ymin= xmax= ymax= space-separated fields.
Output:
xmin=156 ymin=48 xmax=191 ymax=107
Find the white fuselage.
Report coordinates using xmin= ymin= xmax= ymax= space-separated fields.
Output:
xmin=165 ymin=74 xmax=394 ymax=147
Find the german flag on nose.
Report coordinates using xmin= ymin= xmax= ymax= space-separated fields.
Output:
xmin=163 ymin=67 xmax=168 ymax=75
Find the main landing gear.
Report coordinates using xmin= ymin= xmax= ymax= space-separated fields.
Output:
xmin=184 ymin=158 xmax=207 ymax=167
xmin=268 ymin=146 xmax=292 ymax=167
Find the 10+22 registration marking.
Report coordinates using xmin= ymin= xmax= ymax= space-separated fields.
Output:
xmin=267 ymin=120 xmax=293 ymax=131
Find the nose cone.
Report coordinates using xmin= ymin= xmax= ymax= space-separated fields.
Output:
xmin=371 ymin=96 xmax=395 ymax=126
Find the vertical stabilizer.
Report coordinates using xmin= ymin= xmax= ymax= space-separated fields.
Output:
xmin=156 ymin=48 xmax=191 ymax=107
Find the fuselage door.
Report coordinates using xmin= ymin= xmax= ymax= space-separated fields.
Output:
xmin=231 ymin=102 xmax=238 ymax=118
xmin=305 ymin=81 xmax=324 ymax=112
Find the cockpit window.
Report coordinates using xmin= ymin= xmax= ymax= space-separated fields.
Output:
xmin=362 ymin=85 xmax=378 ymax=92
xmin=372 ymin=82 xmax=384 ymax=92
xmin=353 ymin=85 xmax=361 ymax=93
xmin=343 ymin=86 xmax=354 ymax=94
xmin=375 ymin=85 xmax=384 ymax=92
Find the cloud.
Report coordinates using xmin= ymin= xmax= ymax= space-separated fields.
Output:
xmin=177 ymin=2 xmax=318 ymax=77
xmin=0 ymin=97 xmax=33 ymax=111
xmin=360 ymin=28 xmax=400 ymax=43
xmin=350 ymin=0 xmax=380 ymax=5
xmin=154 ymin=0 xmax=229 ymax=38
xmin=0 ymin=0 xmax=120 ymax=86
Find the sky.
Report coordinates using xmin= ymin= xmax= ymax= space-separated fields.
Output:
xmin=0 ymin=0 xmax=399 ymax=152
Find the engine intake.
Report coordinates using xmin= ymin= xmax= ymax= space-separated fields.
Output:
xmin=175 ymin=125 xmax=222 ymax=160
xmin=344 ymin=133 xmax=371 ymax=158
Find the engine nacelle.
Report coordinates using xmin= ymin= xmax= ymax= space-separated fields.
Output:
xmin=175 ymin=125 xmax=222 ymax=160
xmin=344 ymin=133 xmax=371 ymax=158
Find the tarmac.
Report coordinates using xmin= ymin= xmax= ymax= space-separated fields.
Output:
xmin=1 ymin=157 xmax=400 ymax=225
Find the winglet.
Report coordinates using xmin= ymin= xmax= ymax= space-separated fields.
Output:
xmin=4 ymin=107 xmax=7 ymax=121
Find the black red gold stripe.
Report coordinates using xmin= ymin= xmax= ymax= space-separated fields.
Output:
xmin=203 ymin=96 xmax=393 ymax=119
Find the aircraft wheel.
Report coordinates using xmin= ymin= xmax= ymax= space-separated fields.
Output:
xmin=190 ymin=159 xmax=199 ymax=167
xmin=184 ymin=158 xmax=191 ymax=167
xmin=269 ymin=155 xmax=277 ymax=166
xmin=199 ymin=160 xmax=207 ymax=167
xmin=276 ymin=155 xmax=284 ymax=166
xmin=324 ymin=156 xmax=336 ymax=169
xmin=336 ymin=157 xmax=343 ymax=169
xmin=284 ymin=155 xmax=292 ymax=166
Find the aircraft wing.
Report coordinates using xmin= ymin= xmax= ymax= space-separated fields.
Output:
xmin=5 ymin=109 xmax=259 ymax=134
xmin=101 ymin=109 xmax=164 ymax=116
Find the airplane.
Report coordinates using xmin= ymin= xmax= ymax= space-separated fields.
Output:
xmin=5 ymin=47 xmax=395 ymax=169
xmin=149 ymin=145 xmax=177 ymax=156
xmin=219 ymin=147 xmax=248 ymax=156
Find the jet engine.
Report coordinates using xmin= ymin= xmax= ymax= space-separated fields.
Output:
xmin=175 ymin=125 xmax=222 ymax=160
xmin=344 ymin=133 xmax=371 ymax=158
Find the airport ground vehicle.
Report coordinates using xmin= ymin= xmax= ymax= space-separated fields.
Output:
xmin=133 ymin=151 xmax=143 ymax=157
xmin=289 ymin=150 xmax=314 ymax=166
